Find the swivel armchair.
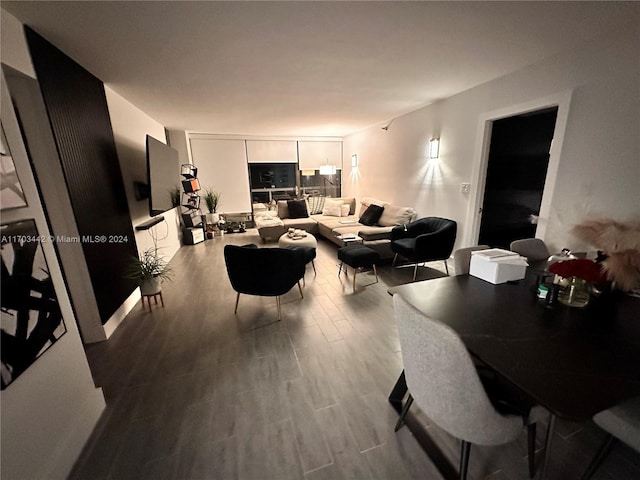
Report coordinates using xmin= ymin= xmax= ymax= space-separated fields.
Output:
xmin=224 ymin=244 xmax=306 ymax=321
xmin=391 ymin=217 xmax=457 ymax=281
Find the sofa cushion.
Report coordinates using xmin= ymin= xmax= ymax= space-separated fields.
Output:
xmin=322 ymin=199 xmax=344 ymax=217
xmin=358 ymin=226 xmax=394 ymax=241
xmin=359 ymin=196 xmax=387 ymax=217
xmin=378 ymin=204 xmax=416 ymax=227
xmin=277 ymin=200 xmax=290 ymax=219
xmin=305 ymin=196 xmax=326 ymax=215
xmin=359 ymin=204 xmax=385 ymax=226
xmin=287 ymin=199 xmax=309 ymax=219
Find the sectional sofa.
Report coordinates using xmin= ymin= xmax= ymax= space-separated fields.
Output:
xmin=253 ymin=196 xmax=417 ymax=259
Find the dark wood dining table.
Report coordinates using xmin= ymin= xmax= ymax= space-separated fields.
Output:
xmin=388 ymin=271 xmax=640 ymax=478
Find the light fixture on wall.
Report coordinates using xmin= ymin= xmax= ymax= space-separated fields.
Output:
xmin=319 ymin=158 xmax=337 ymax=175
xmin=429 ymin=138 xmax=440 ymax=159
xmin=301 ymin=169 xmax=315 ymax=176
xmin=351 ymin=154 xmax=358 ymax=168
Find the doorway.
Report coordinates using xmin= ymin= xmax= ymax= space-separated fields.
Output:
xmin=478 ymin=107 xmax=558 ymax=249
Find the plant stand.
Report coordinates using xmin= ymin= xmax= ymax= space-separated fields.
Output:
xmin=141 ymin=291 xmax=164 ymax=311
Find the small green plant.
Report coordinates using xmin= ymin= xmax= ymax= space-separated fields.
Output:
xmin=203 ymin=188 xmax=221 ymax=213
xmin=169 ymin=186 xmax=181 ymax=208
xmin=124 ymin=248 xmax=173 ymax=285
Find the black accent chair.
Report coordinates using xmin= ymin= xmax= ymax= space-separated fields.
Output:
xmin=390 ymin=217 xmax=457 ymax=281
xmin=224 ymin=244 xmax=306 ymax=321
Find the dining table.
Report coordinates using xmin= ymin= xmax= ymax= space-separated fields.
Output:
xmin=388 ymin=270 xmax=640 ymax=478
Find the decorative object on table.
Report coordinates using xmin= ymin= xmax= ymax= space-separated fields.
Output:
xmin=548 ymin=258 xmax=606 ymax=308
xmin=570 ymin=218 xmax=640 ymax=292
xmin=124 ymin=247 xmax=173 ymax=297
xmin=1 ymin=219 xmax=67 ymax=390
xmin=469 ymin=248 xmax=528 ymax=285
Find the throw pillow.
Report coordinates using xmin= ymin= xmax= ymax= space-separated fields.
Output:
xmin=378 ymin=205 xmax=416 ymax=226
xmin=340 ymin=204 xmax=350 ymax=217
xmin=359 ymin=204 xmax=385 ymax=226
xmin=322 ymin=200 xmax=343 ymax=217
xmin=305 ymin=196 xmax=326 ymax=215
xmin=287 ymin=199 xmax=309 ymax=219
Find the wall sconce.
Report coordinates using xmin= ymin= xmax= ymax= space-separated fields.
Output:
xmin=301 ymin=169 xmax=315 ymax=176
xmin=429 ymin=138 xmax=440 ymax=159
xmin=351 ymin=154 xmax=358 ymax=167
xmin=319 ymin=159 xmax=337 ymax=175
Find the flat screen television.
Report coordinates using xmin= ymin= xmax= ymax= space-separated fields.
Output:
xmin=146 ymin=135 xmax=179 ymax=216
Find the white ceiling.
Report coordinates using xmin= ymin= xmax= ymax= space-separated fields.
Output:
xmin=3 ymin=1 xmax=638 ymax=137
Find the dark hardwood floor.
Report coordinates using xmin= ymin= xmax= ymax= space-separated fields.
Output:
xmin=70 ymin=230 xmax=640 ymax=480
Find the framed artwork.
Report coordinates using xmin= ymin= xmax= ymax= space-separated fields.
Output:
xmin=1 ymin=219 xmax=67 ymax=389
xmin=1 ymin=123 xmax=28 ymax=210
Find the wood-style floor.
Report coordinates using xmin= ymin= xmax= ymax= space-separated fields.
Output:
xmin=70 ymin=230 xmax=640 ymax=480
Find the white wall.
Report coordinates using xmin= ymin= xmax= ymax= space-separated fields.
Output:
xmin=343 ymin=22 xmax=640 ymax=253
xmin=105 ymin=87 xmax=182 ymax=259
xmin=1 ymin=57 xmax=105 ymax=480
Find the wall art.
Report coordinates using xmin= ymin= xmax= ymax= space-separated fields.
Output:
xmin=1 ymin=219 xmax=66 ymax=389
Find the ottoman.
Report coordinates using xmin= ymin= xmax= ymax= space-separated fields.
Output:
xmin=337 ymin=245 xmax=380 ymax=290
xmin=279 ymin=232 xmax=317 ymax=274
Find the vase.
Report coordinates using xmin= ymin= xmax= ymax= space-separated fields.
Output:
xmin=140 ymin=277 xmax=162 ymax=296
xmin=558 ymin=277 xmax=590 ymax=308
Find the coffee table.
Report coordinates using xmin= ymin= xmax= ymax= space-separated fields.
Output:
xmin=278 ymin=231 xmax=317 ymax=249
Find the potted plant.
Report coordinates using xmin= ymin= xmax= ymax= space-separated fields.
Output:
xmin=125 ymin=247 xmax=173 ymax=295
xmin=203 ymin=188 xmax=220 ymax=219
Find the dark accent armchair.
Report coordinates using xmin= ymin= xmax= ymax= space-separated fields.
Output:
xmin=223 ymin=244 xmax=306 ymax=321
xmin=390 ymin=217 xmax=457 ymax=281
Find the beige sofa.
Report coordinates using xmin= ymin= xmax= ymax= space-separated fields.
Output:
xmin=253 ymin=196 xmax=417 ymax=259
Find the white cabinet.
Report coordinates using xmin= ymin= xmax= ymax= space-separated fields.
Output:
xmin=189 ymin=138 xmax=251 ymax=214
xmin=298 ymin=140 xmax=342 ymax=170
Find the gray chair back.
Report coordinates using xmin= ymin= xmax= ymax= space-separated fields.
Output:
xmin=594 ymin=396 xmax=640 ymax=452
xmin=394 ymin=294 xmax=522 ymax=445
xmin=453 ymin=245 xmax=490 ymax=275
xmin=510 ymin=238 xmax=549 ymax=262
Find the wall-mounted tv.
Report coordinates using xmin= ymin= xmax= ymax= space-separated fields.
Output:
xmin=146 ymin=135 xmax=179 ymax=216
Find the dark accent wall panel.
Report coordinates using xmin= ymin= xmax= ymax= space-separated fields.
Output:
xmin=26 ymin=27 xmax=138 ymax=324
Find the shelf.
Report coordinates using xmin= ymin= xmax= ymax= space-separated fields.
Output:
xmin=135 ymin=216 xmax=164 ymax=230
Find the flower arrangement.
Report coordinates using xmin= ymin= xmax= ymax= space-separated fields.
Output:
xmin=548 ymin=258 xmax=606 ymax=283
xmin=570 ymin=218 xmax=640 ymax=291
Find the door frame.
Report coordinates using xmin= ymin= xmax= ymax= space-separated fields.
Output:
xmin=465 ymin=90 xmax=573 ymax=246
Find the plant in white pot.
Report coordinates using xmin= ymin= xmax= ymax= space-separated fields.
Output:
xmin=203 ymin=188 xmax=221 ymax=223
xmin=125 ymin=247 xmax=173 ymax=295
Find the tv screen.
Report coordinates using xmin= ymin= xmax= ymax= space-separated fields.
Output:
xmin=146 ymin=135 xmax=179 ymax=216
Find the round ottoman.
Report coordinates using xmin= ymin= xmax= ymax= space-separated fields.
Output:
xmin=337 ymin=244 xmax=380 ymax=290
xmin=279 ymin=231 xmax=317 ymax=275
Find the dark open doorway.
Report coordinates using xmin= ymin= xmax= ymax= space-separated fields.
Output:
xmin=478 ymin=107 xmax=558 ymax=249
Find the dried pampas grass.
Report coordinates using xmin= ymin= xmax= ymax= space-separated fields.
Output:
xmin=571 ymin=218 xmax=640 ymax=291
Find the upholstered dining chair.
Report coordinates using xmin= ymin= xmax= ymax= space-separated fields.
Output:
xmin=453 ymin=245 xmax=491 ymax=275
xmin=581 ymin=396 xmax=640 ymax=479
xmin=510 ymin=238 xmax=550 ymax=262
xmin=393 ymin=294 xmax=547 ymax=480
xmin=223 ymin=244 xmax=306 ymax=321
xmin=390 ymin=217 xmax=457 ymax=281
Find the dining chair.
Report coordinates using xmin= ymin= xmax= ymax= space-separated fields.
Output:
xmin=393 ymin=294 xmax=547 ymax=480
xmin=453 ymin=245 xmax=491 ymax=275
xmin=223 ymin=244 xmax=306 ymax=321
xmin=581 ymin=396 xmax=640 ymax=479
xmin=509 ymin=238 xmax=550 ymax=262
xmin=390 ymin=217 xmax=457 ymax=281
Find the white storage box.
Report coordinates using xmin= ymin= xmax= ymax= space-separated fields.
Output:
xmin=469 ymin=248 xmax=528 ymax=284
